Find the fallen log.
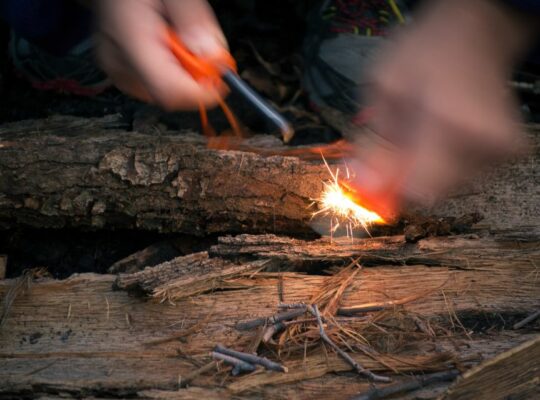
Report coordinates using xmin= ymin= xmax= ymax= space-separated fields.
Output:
xmin=0 ymin=116 xmax=538 ymax=234
xmin=0 ymin=115 xmax=324 ymax=235
xmin=0 ymin=229 xmax=539 ymax=399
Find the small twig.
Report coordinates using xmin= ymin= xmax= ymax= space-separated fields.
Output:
xmin=350 ymin=369 xmax=460 ymax=400
xmin=214 ymin=344 xmax=288 ymax=373
xmin=513 ymin=310 xmax=540 ymax=330
xmin=236 ymin=308 xmax=307 ymax=331
xmin=211 ymin=352 xmax=256 ymax=376
xmin=262 ymin=322 xmax=286 ymax=344
xmin=278 ymin=302 xmax=307 ymax=309
xmin=312 ymin=304 xmax=391 ymax=383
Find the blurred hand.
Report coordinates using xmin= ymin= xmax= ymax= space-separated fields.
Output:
xmin=348 ymin=0 xmax=534 ymax=219
xmin=94 ymin=0 xmax=227 ymax=110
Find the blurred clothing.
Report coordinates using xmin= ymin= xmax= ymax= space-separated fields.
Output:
xmin=0 ymin=0 xmax=92 ymax=55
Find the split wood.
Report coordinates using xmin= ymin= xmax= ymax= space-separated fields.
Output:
xmin=211 ymin=352 xmax=256 ymax=376
xmin=214 ymin=344 xmax=288 ymax=373
xmin=350 ymin=369 xmax=460 ymax=400
xmin=312 ymin=304 xmax=391 ymax=383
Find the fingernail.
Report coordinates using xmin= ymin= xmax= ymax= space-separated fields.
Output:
xmin=182 ymin=28 xmax=227 ymax=57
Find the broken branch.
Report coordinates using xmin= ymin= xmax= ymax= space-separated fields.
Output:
xmin=214 ymin=344 xmax=288 ymax=373
xmin=211 ymin=352 xmax=256 ymax=376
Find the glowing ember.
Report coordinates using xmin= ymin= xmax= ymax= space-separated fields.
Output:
xmin=312 ymin=155 xmax=384 ymax=238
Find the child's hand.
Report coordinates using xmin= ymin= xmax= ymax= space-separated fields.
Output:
xmin=94 ymin=0 xmax=227 ymax=110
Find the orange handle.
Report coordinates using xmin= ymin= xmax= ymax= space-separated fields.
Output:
xmin=166 ymin=27 xmax=236 ymax=87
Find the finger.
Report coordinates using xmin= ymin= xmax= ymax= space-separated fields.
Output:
xmin=97 ymin=0 xmax=223 ymax=110
xmin=95 ymin=34 xmax=153 ymax=102
xmin=163 ymin=0 xmax=228 ymax=57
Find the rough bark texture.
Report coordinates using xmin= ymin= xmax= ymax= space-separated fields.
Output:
xmin=1 ymin=230 xmax=539 ymax=399
xmin=0 ymin=115 xmax=538 ymax=234
xmin=0 ymin=115 xmax=324 ymax=235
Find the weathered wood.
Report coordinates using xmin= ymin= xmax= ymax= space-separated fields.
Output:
xmin=0 ymin=115 xmax=324 ymax=235
xmin=210 ymin=228 xmax=540 ymax=267
xmin=114 ymin=251 xmax=273 ymax=302
xmin=0 ymin=116 xmax=538 ymax=234
xmin=0 ymin=229 xmax=539 ymax=398
xmin=442 ymin=335 xmax=540 ymax=400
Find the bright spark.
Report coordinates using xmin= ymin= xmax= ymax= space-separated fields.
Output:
xmin=312 ymin=155 xmax=384 ymax=239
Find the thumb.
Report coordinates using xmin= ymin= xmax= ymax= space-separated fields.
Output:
xmin=163 ymin=0 xmax=227 ymax=57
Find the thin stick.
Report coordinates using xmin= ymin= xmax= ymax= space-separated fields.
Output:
xmin=214 ymin=344 xmax=288 ymax=373
xmin=262 ymin=322 xmax=285 ymax=344
xmin=236 ymin=308 xmax=307 ymax=331
xmin=338 ymin=283 xmax=448 ymax=316
xmin=278 ymin=302 xmax=307 ymax=309
xmin=211 ymin=352 xmax=256 ymax=376
xmin=351 ymin=370 xmax=460 ymax=400
xmin=513 ymin=310 xmax=540 ymax=330
xmin=312 ymin=304 xmax=391 ymax=383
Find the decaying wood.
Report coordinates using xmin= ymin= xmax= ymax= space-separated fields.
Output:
xmin=0 ymin=115 xmax=323 ymax=235
xmin=0 ymin=116 xmax=538 ymax=234
xmin=0 ymin=228 xmax=539 ymax=398
xmin=211 ymin=228 xmax=540 ymax=268
xmin=115 ymin=251 xmax=271 ymax=302
xmin=442 ymin=335 xmax=540 ymax=400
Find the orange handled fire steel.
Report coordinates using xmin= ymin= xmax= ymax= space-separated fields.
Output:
xmin=166 ymin=28 xmax=293 ymax=142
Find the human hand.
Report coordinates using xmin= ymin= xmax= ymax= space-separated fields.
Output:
xmin=94 ymin=0 xmax=227 ymax=110
xmin=347 ymin=0 xmax=535 ymax=219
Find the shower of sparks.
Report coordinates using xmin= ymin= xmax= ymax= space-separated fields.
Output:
xmin=312 ymin=155 xmax=385 ymax=239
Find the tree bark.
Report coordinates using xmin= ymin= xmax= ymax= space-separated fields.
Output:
xmin=0 ymin=115 xmax=324 ymax=235
xmin=0 ymin=116 xmax=538 ymax=234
